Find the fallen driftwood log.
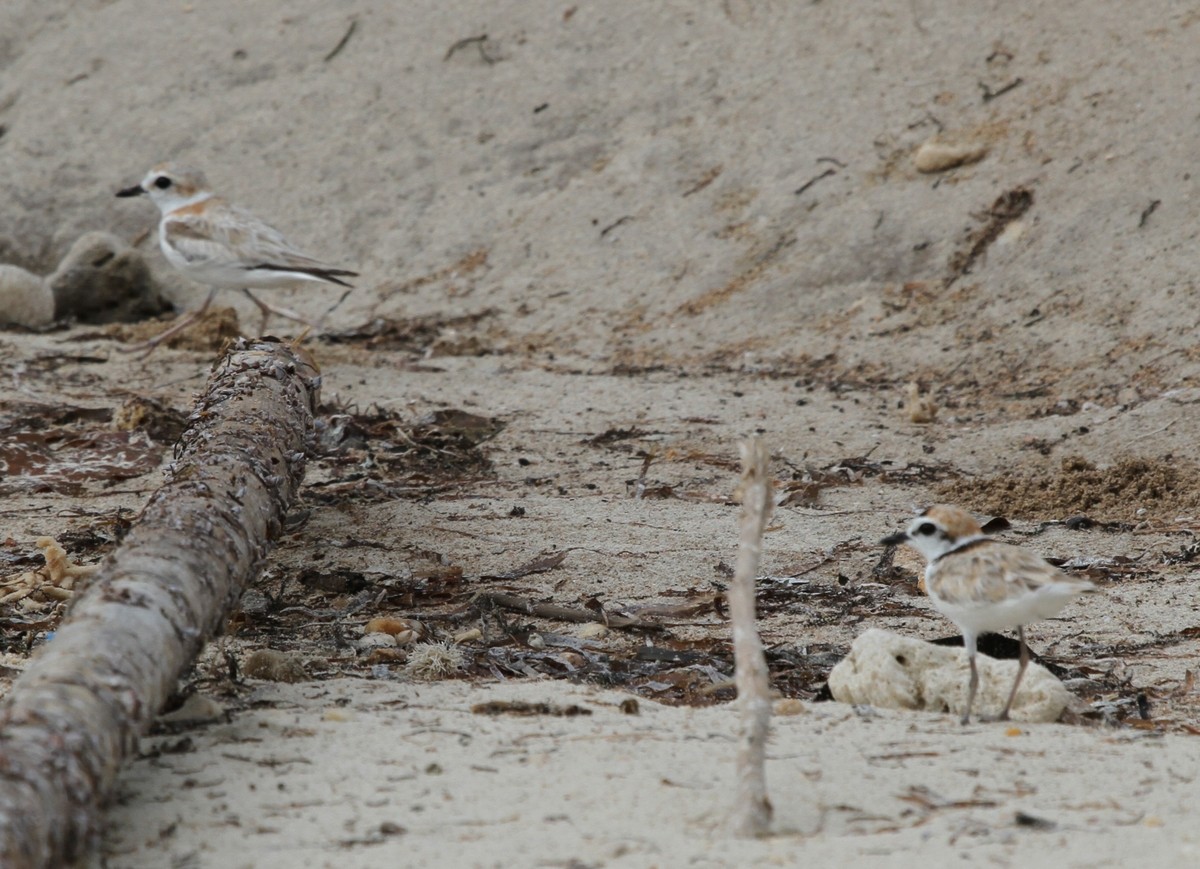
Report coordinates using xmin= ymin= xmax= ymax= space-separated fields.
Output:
xmin=0 ymin=339 xmax=320 ymax=868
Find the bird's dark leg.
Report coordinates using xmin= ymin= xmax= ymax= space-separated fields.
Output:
xmin=962 ymin=631 xmax=978 ymax=726
xmin=999 ymin=625 xmax=1030 ymax=721
xmin=963 ymin=655 xmax=979 ymax=726
xmin=243 ymin=289 xmax=314 ymax=336
xmin=118 ymin=288 xmax=218 ymax=357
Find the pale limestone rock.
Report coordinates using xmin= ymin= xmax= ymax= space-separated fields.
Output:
xmin=828 ymin=628 xmax=1070 ymax=723
xmin=45 ymin=231 xmax=168 ymax=324
xmin=356 ymin=632 xmax=399 ymax=651
xmin=157 ymin=693 xmax=227 ymax=726
xmin=0 ymin=264 xmax=54 ymax=328
xmin=913 ymin=138 xmax=988 ymax=173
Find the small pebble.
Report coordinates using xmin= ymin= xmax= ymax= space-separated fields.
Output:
xmin=158 ymin=693 xmax=226 ymax=726
xmin=357 ymin=632 xmax=399 ymax=651
xmin=913 ymin=139 xmax=988 ymax=173
xmin=454 ymin=627 xmax=483 ymax=644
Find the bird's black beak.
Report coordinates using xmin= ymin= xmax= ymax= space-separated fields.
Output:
xmin=116 ymin=184 xmax=145 ymax=198
xmin=880 ymin=532 xmax=908 ymax=547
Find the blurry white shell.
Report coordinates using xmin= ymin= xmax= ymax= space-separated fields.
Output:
xmin=0 ymin=264 xmax=53 ymax=327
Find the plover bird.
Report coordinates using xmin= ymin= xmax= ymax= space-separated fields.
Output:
xmin=882 ymin=504 xmax=1096 ymax=724
xmin=116 ymin=163 xmax=356 ymax=352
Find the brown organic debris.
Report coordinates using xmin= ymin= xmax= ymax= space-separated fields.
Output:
xmin=306 ymin=404 xmax=502 ymax=502
xmin=243 ymin=649 xmax=308 ymax=683
xmin=946 ymin=186 xmax=1033 ymax=284
xmin=481 ymin=551 xmax=568 ymax=580
xmin=471 ymin=700 xmax=592 ymax=717
xmin=476 ymin=591 xmax=661 ymax=630
xmin=111 ymin=396 xmax=187 ymax=443
xmin=0 ymin=429 xmax=163 ymax=495
xmin=323 ymin=309 xmax=498 ymax=355
xmin=376 ymin=249 xmax=489 ymax=301
xmin=97 ymin=306 xmax=241 ymax=352
xmin=363 ymin=617 xmax=425 ymax=639
xmin=937 ymin=455 xmax=1200 ymax=522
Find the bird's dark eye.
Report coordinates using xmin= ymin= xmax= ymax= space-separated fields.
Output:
xmin=153 ymin=176 xmax=172 ymax=189
xmin=914 ymin=521 xmax=937 ymax=536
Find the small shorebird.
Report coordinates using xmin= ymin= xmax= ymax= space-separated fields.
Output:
xmin=116 ymin=163 xmax=357 ymax=352
xmin=882 ymin=504 xmax=1097 ymax=724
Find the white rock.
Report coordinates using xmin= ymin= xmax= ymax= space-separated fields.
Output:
xmin=913 ymin=139 xmax=988 ymax=173
xmin=0 ymin=264 xmax=53 ymax=328
xmin=453 ymin=627 xmax=483 ymax=644
xmin=828 ymin=628 xmax=1070 ymax=723
xmin=157 ymin=692 xmax=227 ymax=726
xmin=45 ymin=231 xmax=167 ymax=324
xmin=356 ymin=631 xmax=399 ymax=651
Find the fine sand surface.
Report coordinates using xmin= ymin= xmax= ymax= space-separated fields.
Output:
xmin=2 ymin=2 xmax=1200 ymax=867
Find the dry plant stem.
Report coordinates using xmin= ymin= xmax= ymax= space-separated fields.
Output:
xmin=0 ymin=339 xmax=320 ymax=868
xmin=477 ymin=591 xmax=655 ymax=630
xmin=730 ymin=438 xmax=774 ymax=838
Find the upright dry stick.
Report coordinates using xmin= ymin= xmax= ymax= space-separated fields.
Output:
xmin=0 ymin=339 xmax=320 ymax=868
xmin=730 ymin=438 xmax=774 ymax=837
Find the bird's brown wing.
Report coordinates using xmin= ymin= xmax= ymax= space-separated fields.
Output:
xmin=929 ymin=542 xmax=1094 ymax=607
xmin=164 ymin=201 xmax=356 ymax=283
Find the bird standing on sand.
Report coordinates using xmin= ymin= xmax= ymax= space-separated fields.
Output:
xmin=882 ymin=504 xmax=1097 ymax=724
xmin=116 ymin=163 xmax=357 ymax=352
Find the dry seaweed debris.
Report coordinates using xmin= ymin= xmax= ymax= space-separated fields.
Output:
xmin=0 ymin=537 xmax=98 ymax=610
xmin=937 ymin=455 xmax=1200 ymax=522
xmin=946 ymin=186 xmax=1033 ymax=284
xmin=0 ymin=429 xmax=162 ymax=495
xmin=94 ymin=306 xmax=241 ymax=352
xmin=471 ymin=700 xmax=591 ymax=717
xmin=306 ymin=405 xmax=503 ymax=502
xmin=0 ymin=399 xmax=167 ymax=495
xmin=231 ymin=550 xmax=851 ymax=708
xmin=779 ymin=455 xmax=952 ymax=504
xmin=321 ymin=309 xmax=497 ymax=355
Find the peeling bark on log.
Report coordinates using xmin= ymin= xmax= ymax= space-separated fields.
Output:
xmin=0 ymin=339 xmax=320 ymax=868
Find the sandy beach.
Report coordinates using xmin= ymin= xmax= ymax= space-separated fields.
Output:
xmin=2 ymin=1 xmax=1200 ymax=866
